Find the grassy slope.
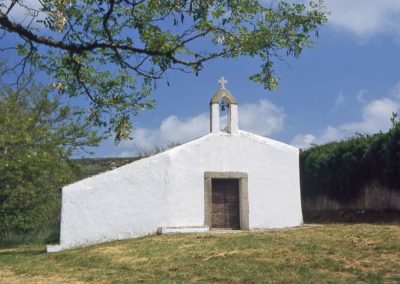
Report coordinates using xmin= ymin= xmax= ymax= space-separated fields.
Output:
xmin=1 ymin=224 xmax=399 ymax=283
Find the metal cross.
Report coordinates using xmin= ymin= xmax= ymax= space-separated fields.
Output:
xmin=218 ymin=76 xmax=228 ymax=89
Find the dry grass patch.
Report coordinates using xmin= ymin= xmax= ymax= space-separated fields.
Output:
xmin=0 ymin=224 xmax=399 ymax=283
xmin=0 ymin=266 xmax=88 ymax=284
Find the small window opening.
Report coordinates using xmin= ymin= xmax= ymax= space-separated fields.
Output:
xmin=219 ymin=98 xmax=229 ymax=132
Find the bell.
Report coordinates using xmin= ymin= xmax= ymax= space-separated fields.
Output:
xmin=221 ymin=104 xmax=226 ymax=111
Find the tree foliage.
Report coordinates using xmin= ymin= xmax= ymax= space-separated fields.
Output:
xmin=300 ymin=113 xmax=400 ymax=202
xmin=0 ymin=0 xmax=327 ymax=140
xmin=0 ymin=80 xmax=101 ymax=243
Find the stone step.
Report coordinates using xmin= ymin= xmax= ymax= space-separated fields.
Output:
xmin=157 ymin=226 xmax=209 ymax=235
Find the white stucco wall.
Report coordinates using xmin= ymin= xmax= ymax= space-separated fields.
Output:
xmin=55 ymin=130 xmax=302 ymax=250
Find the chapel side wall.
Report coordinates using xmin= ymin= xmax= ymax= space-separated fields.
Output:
xmin=59 ymin=153 xmax=172 ymax=249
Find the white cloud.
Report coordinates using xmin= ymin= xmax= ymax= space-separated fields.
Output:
xmin=324 ymin=0 xmax=400 ymax=40
xmin=291 ymin=88 xmax=400 ymax=149
xmin=111 ymin=99 xmax=285 ymax=156
xmin=339 ymin=98 xmax=399 ymax=135
xmin=318 ymin=126 xmax=341 ymax=144
xmin=356 ymin=90 xmax=369 ymax=103
xmin=291 ymin=134 xmax=316 ymax=148
xmin=239 ymin=99 xmax=285 ymax=136
xmin=333 ymin=92 xmax=345 ymax=109
xmin=134 ymin=113 xmax=210 ymax=152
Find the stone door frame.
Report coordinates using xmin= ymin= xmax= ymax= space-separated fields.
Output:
xmin=204 ymin=172 xmax=249 ymax=230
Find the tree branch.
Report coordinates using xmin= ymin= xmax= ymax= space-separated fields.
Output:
xmin=0 ymin=10 xmax=227 ymax=69
xmin=0 ymin=11 xmax=168 ymax=57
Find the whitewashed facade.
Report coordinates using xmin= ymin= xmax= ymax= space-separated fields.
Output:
xmin=48 ymin=79 xmax=302 ymax=252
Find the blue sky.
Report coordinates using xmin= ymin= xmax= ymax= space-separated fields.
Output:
xmin=3 ymin=1 xmax=400 ymax=157
xmin=93 ymin=1 xmax=400 ymax=157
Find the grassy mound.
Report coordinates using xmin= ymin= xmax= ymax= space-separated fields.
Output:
xmin=1 ymin=224 xmax=399 ymax=283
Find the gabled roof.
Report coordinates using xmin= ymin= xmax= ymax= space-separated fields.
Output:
xmin=63 ymin=130 xmax=299 ymax=189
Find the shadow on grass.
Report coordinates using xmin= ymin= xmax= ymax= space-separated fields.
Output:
xmin=0 ymin=246 xmax=46 ymax=257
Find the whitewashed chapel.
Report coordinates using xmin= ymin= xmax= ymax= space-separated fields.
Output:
xmin=48 ymin=78 xmax=303 ymax=252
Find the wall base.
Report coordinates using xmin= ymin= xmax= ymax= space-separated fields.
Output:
xmin=157 ymin=226 xmax=209 ymax=235
xmin=47 ymin=245 xmax=63 ymax=253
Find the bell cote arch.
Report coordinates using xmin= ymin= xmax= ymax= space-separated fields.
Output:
xmin=210 ymin=77 xmax=239 ymax=134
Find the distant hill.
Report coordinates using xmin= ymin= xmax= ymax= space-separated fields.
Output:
xmin=70 ymin=157 xmax=140 ymax=181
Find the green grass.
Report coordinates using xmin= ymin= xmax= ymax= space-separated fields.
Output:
xmin=1 ymin=224 xmax=399 ymax=283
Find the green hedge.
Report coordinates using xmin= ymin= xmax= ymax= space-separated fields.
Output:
xmin=300 ymin=114 xmax=400 ymax=202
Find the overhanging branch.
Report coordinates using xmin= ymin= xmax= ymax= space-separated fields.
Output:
xmin=0 ymin=11 xmax=223 ymax=68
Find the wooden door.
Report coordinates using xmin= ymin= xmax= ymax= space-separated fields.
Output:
xmin=211 ymin=179 xmax=240 ymax=229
